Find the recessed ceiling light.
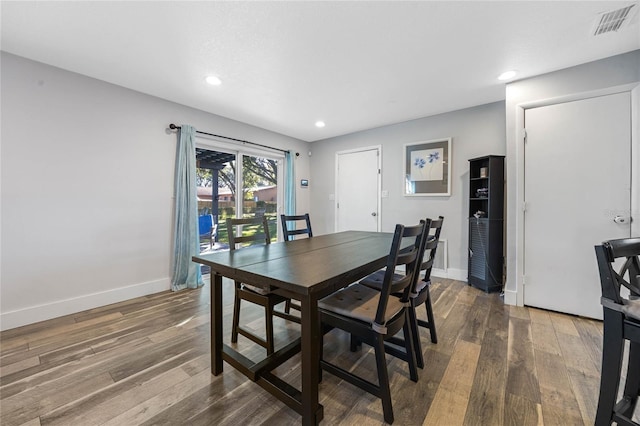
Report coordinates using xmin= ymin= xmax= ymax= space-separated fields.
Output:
xmin=205 ymin=75 xmax=222 ymax=86
xmin=315 ymin=121 xmax=325 ymax=128
xmin=498 ymin=70 xmax=517 ymax=81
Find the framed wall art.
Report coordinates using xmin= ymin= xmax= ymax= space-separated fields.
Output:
xmin=403 ymin=138 xmax=451 ymax=196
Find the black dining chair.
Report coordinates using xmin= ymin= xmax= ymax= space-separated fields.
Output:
xmin=227 ymin=216 xmax=300 ymax=355
xmin=408 ymin=216 xmax=443 ymax=365
xmin=594 ymin=237 xmax=640 ymax=426
xmin=280 ymin=213 xmax=313 ymax=241
xmin=318 ymin=222 xmax=425 ymax=424
xmin=280 ymin=213 xmax=313 ymax=316
xmin=359 ymin=216 xmax=444 ymax=369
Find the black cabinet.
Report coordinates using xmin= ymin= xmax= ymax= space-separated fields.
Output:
xmin=468 ymin=155 xmax=504 ymax=293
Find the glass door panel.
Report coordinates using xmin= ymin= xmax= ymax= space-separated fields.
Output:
xmin=241 ymin=154 xmax=278 ymax=243
xmin=196 ymin=148 xmax=236 ymax=254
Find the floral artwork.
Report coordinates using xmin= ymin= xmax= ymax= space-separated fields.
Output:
xmin=410 ymin=148 xmax=443 ymax=181
xmin=403 ymin=138 xmax=451 ymax=196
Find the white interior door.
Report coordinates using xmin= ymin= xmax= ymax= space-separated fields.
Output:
xmin=336 ymin=147 xmax=380 ymax=232
xmin=523 ymin=92 xmax=632 ymax=319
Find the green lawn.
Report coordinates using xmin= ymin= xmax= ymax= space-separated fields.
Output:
xmin=215 ymin=214 xmax=278 ymax=244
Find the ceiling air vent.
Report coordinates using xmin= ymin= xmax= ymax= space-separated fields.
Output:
xmin=593 ymin=4 xmax=636 ymax=35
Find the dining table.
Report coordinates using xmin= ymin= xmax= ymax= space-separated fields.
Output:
xmin=192 ymin=230 xmax=402 ymax=425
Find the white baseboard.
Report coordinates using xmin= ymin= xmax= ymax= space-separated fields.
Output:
xmin=393 ymin=266 xmax=467 ymax=283
xmin=0 ymin=278 xmax=170 ymax=331
xmin=431 ymin=267 xmax=467 ymax=282
xmin=503 ymin=288 xmax=518 ymax=306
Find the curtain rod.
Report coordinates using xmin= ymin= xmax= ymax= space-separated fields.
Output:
xmin=169 ymin=124 xmax=294 ymax=155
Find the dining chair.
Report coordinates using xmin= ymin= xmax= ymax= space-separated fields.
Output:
xmin=280 ymin=213 xmax=313 ymax=315
xmin=227 ymin=216 xmax=300 ymax=355
xmin=280 ymin=213 xmax=313 ymax=241
xmin=594 ymin=237 xmax=640 ymax=426
xmin=359 ymin=216 xmax=444 ymax=369
xmin=318 ymin=222 xmax=425 ymax=424
xmin=408 ymin=216 xmax=443 ymax=366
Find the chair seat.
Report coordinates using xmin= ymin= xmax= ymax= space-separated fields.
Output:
xmin=622 ymin=298 xmax=640 ymax=321
xmin=242 ymin=283 xmax=272 ymax=295
xmin=360 ymin=270 xmax=429 ymax=295
xmin=319 ymin=283 xmax=405 ymax=330
xmin=360 ymin=269 xmax=391 ymax=289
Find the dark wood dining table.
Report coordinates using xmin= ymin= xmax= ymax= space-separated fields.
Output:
xmin=192 ymin=230 xmax=400 ymax=425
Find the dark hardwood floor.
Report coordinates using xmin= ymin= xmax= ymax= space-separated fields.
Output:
xmin=0 ymin=276 xmax=626 ymax=425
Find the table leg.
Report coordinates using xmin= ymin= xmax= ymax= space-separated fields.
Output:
xmin=211 ymin=273 xmax=223 ymax=375
xmin=301 ymin=295 xmax=322 ymax=425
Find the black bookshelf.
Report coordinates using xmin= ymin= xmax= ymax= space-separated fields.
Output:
xmin=468 ymin=155 xmax=504 ymax=293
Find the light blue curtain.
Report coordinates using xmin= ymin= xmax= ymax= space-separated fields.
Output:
xmin=171 ymin=125 xmax=203 ymax=291
xmin=285 ymin=151 xmax=296 ymax=217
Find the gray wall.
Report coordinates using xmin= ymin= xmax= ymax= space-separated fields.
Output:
xmin=6 ymin=48 xmax=636 ymax=330
xmin=503 ymin=49 xmax=640 ymax=306
xmin=0 ymin=52 xmax=311 ymax=330
xmin=309 ymin=101 xmax=506 ymax=280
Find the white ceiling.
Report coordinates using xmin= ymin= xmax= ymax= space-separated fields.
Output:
xmin=2 ymin=1 xmax=639 ymax=142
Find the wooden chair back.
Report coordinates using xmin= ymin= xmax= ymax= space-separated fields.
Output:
xmin=595 ymin=237 xmax=640 ymax=305
xmin=375 ymin=221 xmax=426 ymax=327
xmin=413 ymin=216 xmax=444 ymax=295
xmin=226 ymin=216 xmax=271 ymax=250
xmin=280 ymin=214 xmax=313 ymax=241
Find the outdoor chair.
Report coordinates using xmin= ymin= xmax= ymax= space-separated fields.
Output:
xmin=198 ymin=214 xmax=217 ymax=249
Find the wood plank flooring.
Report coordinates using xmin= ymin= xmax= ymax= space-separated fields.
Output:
xmin=0 ymin=276 xmax=629 ymax=425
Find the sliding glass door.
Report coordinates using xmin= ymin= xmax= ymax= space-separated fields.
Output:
xmin=195 ymin=143 xmax=282 ymax=254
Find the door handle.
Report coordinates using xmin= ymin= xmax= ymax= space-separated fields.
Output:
xmin=613 ymin=215 xmax=631 ymax=224
xmin=371 ymin=212 xmax=377 ymax=217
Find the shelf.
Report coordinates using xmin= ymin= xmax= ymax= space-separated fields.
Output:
xmin=468 ymin=155 xmax=505 ymax=293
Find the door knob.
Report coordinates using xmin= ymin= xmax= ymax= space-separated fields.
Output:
xmin=371 ymin=212 xmax=377 ymax=217
xmin=613 ymin=215 xmax=631 ymax=224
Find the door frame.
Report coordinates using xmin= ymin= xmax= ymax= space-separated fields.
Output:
xmin=513 ymin=82 xmax=639 ymax=307
xmin=334 ymin=145 xmax=382 ymax=232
